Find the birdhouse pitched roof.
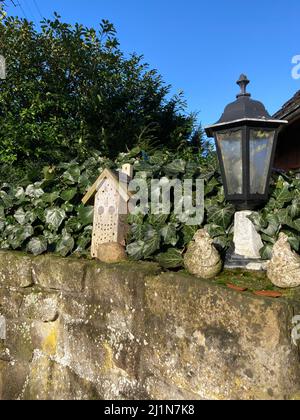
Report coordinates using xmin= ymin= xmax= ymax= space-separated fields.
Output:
xmin=82 ymin=168 xmax=132 ymax=205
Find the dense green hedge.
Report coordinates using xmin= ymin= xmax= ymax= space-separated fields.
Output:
xmin=0 ymin=146 xmax=299 ymax=267
xmin=0 ymin=12 xmax=197 ymax=165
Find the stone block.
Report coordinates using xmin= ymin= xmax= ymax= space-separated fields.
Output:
xmin=0 ymin=288 xmax=23 ymax=319
xmin=20 ymin=290 xmax=59 ymax=322
xmin=21 ymin=352 xmax=102 ymax=400
xmin=32 ymin=255 xmax=87 ymax=292
xmin=140 ymin=273 xmax=300 ymax=400
xmin=4 ymin=319 xmax=33 ymax=363
xmin=0 ymin=251 xmax=33 ymax=288
xmin=0 ymin=360 xmax=30 ymax=400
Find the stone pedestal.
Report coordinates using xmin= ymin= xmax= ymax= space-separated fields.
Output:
xmin=225 ymin=211 xmax=266 ymax=271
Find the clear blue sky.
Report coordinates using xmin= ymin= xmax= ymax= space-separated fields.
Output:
xmin=4 ymin=0 xmax=300 ymax=127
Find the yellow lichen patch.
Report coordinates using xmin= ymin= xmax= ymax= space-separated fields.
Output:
xmin=31 ymin=320 xmax=60 ymax=357
xmin=42 ymin=325 xmax=59 ymax=356
xmin=101 ymin=342 xmax=115 ymax=373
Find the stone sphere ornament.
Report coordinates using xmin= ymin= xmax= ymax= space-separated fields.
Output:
xmin=96 ymin=242 xmax=127 ymax=264
xmin=184 ymin=229 xmax=222 ymax=279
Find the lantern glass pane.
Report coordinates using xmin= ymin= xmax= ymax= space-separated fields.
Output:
xmin=216 ymin=129 xmax=243 ymax=195
xmin=249 ymin=129 xmax=275 ymax=194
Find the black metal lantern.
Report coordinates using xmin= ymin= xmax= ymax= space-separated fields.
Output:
xmin=205 ymin=75 xmax=288 ymax=210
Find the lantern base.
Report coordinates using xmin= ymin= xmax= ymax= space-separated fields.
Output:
xmin=230 ymin=200 xmax=266 ymax=211
xmin=225 ymin=249 xmax=267 ymax=271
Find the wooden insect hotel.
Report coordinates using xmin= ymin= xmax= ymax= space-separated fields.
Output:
xmin=82 ymin=164 xmax=133 ymax=259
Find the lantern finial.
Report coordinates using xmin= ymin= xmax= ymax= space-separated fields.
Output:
xmin=237 ymin=74 xmax=250 ymax=98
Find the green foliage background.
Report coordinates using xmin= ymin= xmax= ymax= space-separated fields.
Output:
xmin=0 ymin=144 xmax=298 ymax=269
xmin=0 ymin=10 xmax=299 ymax=267
xmin=0 ymin=13 xmax=197 ymax=170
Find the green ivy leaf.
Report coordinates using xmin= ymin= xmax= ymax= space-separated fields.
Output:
xmin=134 ymin=161 xmax=157 ymax=173
xmin=25 ymin=184 xmax=44 ymax=199
xmin=148 ymin=213 xmax=169 ymax=228
xmin=0 ymin=206 xmax=6 ymax=233
xmin=164 ymin=159 xmax=186 ymax=176
xmin=14 ymin=187 xmax=26 ymax=202
xmin=281 ymin=229 xmax=300 ymax=252
xmin=247 ymin=212 xmax=267 ymax=231
xmin=78 ymin=205 xmax=94 ymax=226
xmin=213 ymin=235 xmax=231 ymax=250
xmin=75 ymin=226 xmax=92 ymax=251
xmin=62 ymin=165 xmax=81 ymax=185
xmin=65 ymin=217 xmax=82 ymax=233
xmin=61 ymin=203 xmax=74 ymax=213
xmin=272 ymin=184 xmax=293 ymax=207
xmin=130 ymin=223 xmax=145 ymax=241
xmin=207 ymin=205 xmax=235 ymax=230
xmin=0 ymin=191 xmax=13 ymax=208
xmin=156 ymin=248 xmax=183 ymax=269
xmin=56 ymin=230 xmax=75 ymax=257
xmin=27 ymin=237 xmax=48 ymax=256
xmin=261 ymin=214 xmax=280 ymax=237
xmin=14 ymin=208 xmax=26 ymax=225
xmin=8 ymin=225 xmax=34 ymax=249
xmin=290 ymin=198 xmax=300 ymax=219
xmin=43 ymin=230 xmax=60 ymax=245
xmin=293 ymin=218 xmax=300 ymax=232
xmin=61 ymin=188 xmax=77 ymax=202
xmin=126 ymin=240 xmax=145 ymax=260
xmin=161 ymin=224 xmax=178 ymax=246
xmin=261 ymin=233 xmax=276 ymax=244
xmin=205 ymin=177 xmax=220 ymax=196
xmin=127 ymin=213 xmax=144 ymax=225
xmin=184 ymin=161 xmax=199 ymax=179
xmin=264 ymin=197 xmax=278 ymax=211
xmin=276 ymin=208 xmax=294 ymax=229
xmin=149 ymin=151 xmax=167 ymax=166
xmin=45 ymin=207 xmax=66 ymax=231
xmin=260 ymin=244 xmax=274 ymax=260
xmin=182 ymin=225 xmax=198 ymax=245
xmin=143 ymin=230 xmax=161 ymax=258
xmin=205 ymin=224 xmax=226 ymax=238
xmin=42 ymin=191 xmax=60 ymax=204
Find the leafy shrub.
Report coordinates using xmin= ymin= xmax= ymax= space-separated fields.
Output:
xmin=0 ymin=13 xmax=196 ymax=165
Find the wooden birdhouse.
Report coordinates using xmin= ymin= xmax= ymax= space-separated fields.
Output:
xmin=82 ymin=164 xmax=133 ymax=259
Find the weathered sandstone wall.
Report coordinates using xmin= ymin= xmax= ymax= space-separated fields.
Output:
xmin=0 ymin=251 xmax=299 ymax=400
